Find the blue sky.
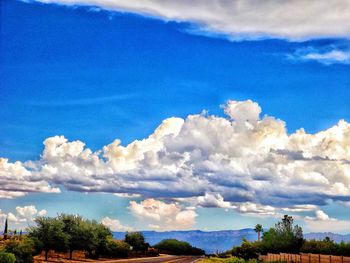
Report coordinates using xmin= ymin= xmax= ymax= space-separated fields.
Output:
xmin=1 ymin=0 xmax=350 ymax=234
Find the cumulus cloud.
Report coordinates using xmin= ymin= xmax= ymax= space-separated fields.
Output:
xmin=26 ymin=0 xmax=350 ymax=41
xmin=1 ymin=99 xmax=350 ymax=218
xmin=0 ymin=158 xmax=60 ymax=198
xmin=129 ymin=199 xmax=197 ymax=230
xmin=101 ymin=217 xmax=133 ymax=231
xmin=0 ymin=205 xmax=47 ymax=230
xmin=304 ymin=210 xmax=350 ymax=232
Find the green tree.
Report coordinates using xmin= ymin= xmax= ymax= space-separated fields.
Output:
xmin=58 ymin=214 xmax=87 ymax=259
xmin=231 ymin=239 xmax=261 ymax=260
xmin=28 ymin=217 xmax=69 ymax=261
xmin=154 ymin=239 xmax=204 ymax=255
xmin=89 ymin=220 xmax=112 ymax=258
xmin=124 ymin=232 xmax=148 ymax=251
xmin=103 ymin=238 xmax=130 ymax=258
xmin=254 ymin=224 xmax=263 ymax=242
xmin=4 ymin=217 xmax=8 ymax=240
xmin=261 ymin=215 xmax=303 ymax=253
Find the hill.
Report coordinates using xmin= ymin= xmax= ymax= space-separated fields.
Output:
xmin=304 ymin=233 xmax=350 ymax=243
xmin=113 ymin=230 xmax=350 ymax=254
xmin=113 ymin=229 xmax=256 ymax=254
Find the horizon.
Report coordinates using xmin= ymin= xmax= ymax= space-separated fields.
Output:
xmin=1 ymin=0 xmax=350 ymax=235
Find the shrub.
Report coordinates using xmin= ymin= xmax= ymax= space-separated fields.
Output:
xmin=0 ymin=252 xmax=16 ymax=263
xmin=103 ymin=238 xmax=130 ymax=258
xmin=5 ymin=237 xmax=35 ymax=263
xmin=301 ymin=238 xmax=350 ymax=256
xmin=124 ymin=232 xmax=149 ymax=251
xmin=231 ymin=240 xmax=261 ymax=260
xmin=154 ymin=239 xmax=204 ymax=255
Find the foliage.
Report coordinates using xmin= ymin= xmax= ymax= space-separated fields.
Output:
xmin=4 ymin=218 xmax=8 ymax=240
xmin=102 ymin=238 xmax=130 ymax=258
xmin=198 ymin=257 xmax=247 ymax=263
xmin=254 ymin=224 xmax=263 ymax=241
xmin=4 ymin=237 xmax=35 ymax=263
xmin=57 ymin=214 xmax=86 ymax=259
xmin=124 ymin=232 xmax=149 ymax=251
xmin=231 ymin=239 xmax=261 ymax=260
xmin=28 ymin=217 xmax=69 ymax=260
xmin=56 ymin=214 xmax=112 ymax=259
xmin=28 ymin=214 xmax=112 ymax=260
xmin=90 ymin=221 xmax=112 ymax=258
xmin=154 ymin=239 xmax=205 ymax=255
xmin=261 ymin=215 xmax=303 ymax=253
xmin=0 ymin=252 xmax=16 ymax=263
xmin=301 ymin=238 xmax=350 ymax=256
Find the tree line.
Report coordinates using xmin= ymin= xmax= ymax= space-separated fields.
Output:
xmin=0 ymin=214 xmax=204 ymax=262
xmin=229 ymin=215 xmax=350 ymax=260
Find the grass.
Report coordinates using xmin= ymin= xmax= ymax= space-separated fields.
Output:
xmin=197 ymin=257 xmax=246 ymax=263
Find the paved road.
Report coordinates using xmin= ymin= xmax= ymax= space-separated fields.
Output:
xmin=102 ymin=255 xmax=202 ymax=263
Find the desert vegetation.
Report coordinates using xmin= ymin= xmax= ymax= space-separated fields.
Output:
xmin=214 ymin=215 xmax=350 ymax=261
xmin=154 ymin=239 xmax=205 ymax=255
xmin=0 ymin=213 xmax=206 ymax=262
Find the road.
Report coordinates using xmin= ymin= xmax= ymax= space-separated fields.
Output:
xmin=101 ymin=255 xmax=202 ymax=263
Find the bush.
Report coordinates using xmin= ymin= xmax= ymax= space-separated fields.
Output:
xmin=124 ymin=232 xmax=149 ymax=251
xmin=103 ymin=238 xmax=130 ymax=258
xmin=198 ymin=257 xmax=245 ymax=263
xmin=0 ymin=252 xmax=16 ymax=263
xmin=154 ymin=239 xmax=204 ymax=255
xmin=4 ymin=237 xmax=35 ymax=263
xmin=231 ymin=240 xmax=261 ymax=260
xmin=301 ymin=238 xmax=350 ymax=256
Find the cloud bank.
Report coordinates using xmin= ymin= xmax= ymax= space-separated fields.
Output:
xmin=129 ymin=198 xmax=197 ymax=230
xmin=101 ymin=216 xmax=133 ymax=231
xmin=1 ymin=99 xmax=350 ymax=216
xmin=0 ymin=205 xmax=47 ymax=230
xmin=26 ymin=0 xmax=350 ymax=41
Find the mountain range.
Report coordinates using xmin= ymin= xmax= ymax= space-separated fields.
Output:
xmin=113 ymin=230 xmax=350 ymax=254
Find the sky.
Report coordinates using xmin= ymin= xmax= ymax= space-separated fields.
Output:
xmin=1 ymin=0 xmax=350 ymax=234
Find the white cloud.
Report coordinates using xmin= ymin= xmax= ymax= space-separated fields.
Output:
xmin=305 ymin=210 xmax=335 ymax=221
xmin=27 ymin=0 xmax=350 ymax=41
xmin=304 ymin=210 xmax=350 ymax=232
xmin=16 ymin=205 xmax=47 ymax=220
xmin=282 ymin=204 xmax=318 ymax=212
xmin=101 ymin=217 xmax=133 ymax=231
xmin=236 ymin=202 xmax=276 ymax=216
xmin=0 ymin=205 xmax=47 ymax=230
xmin=292 ymin=48 xmax=350 ymax=65
xmin=129 ymin=199 xmax=197 ymax=230
xmin=1 ymin=99 xmax=350 ymax=221
xmin=0 ymin=158 xmax=60 ymax=197
xmin=0 ymin=190 xmax=26 ymax=199
xmin=196 ymin=193 xmax=234 ymax=209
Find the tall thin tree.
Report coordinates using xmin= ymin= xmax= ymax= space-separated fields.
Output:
xmin=4 ymin=217 xmax=8 ymax=240
xmin=254 ymin=224 xmax=263 ymax=241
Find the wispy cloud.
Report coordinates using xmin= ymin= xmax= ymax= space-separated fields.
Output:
xmin=291 ymin=48 xmax=350 ymax=65
xmin=24 ymin=0 xmax=350 ymax=41
xmin=287 ymin=40 xmax=350 ymax=65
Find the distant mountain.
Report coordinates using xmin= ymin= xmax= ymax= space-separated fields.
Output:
xmin=113 ymin=230 xmax=350 ymax=254
xmin=304 ymin=233 xmax=350 ymax=243
xmin=113 ymin=229 xmax=257 ymax=254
